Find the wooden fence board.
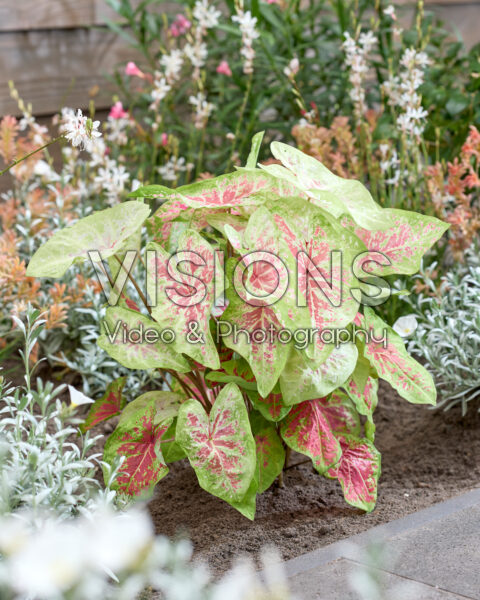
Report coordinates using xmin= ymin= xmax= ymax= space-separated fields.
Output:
xmin=0 ymin=28 xmax=141 ymax=116
xmin=0 ymin=0 xmax=130 ymax=32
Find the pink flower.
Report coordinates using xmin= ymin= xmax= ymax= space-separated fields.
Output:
xmin=170 ymin=14 xmax=191 ymax=37
xmin=109 ymin=101 xmax=129 ymax=120
xmin=125 ymin=61 xmax=145 ymax=78
xmin=161 ymin=133 xmax=168 ymax=146
xmin=216 ymin=60 xmax=232 ymax=76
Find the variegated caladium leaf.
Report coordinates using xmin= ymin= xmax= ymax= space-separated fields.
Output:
xmin=176 ymin=383 xmax=256 ymax=506
xmin=80 ymin=377 xmax=127 ymax=433
xmin=267 ymin=197 xmax=364 ymax=363
xmin=319 ymin=392 xmax=362 ymax=438
xmin=221 ymin=282 xmax=291 ymax=398
xmin=104 ymin=391 xmax=183 ymax=496
xmin=360 ymin=308 xmax=436 ymax=405
xmin=343 ymin=355 xmax=379 ymax=416
xmin=279 ymin=345 xmax=358 ymax=405
xmin=245 ymin=130 xmax=265 ymax=169
xmin=342 ymin=209 xmax=449 ymax=276
xmin=327 ymin=435 xmax=381 ymax=513
xmin=97 ymin=306 xmax=190 ymax=372
xmin=133 ymin=170 xmax=279 ymax=209
xmin=280 ymin=399 xmax=342 ymax=474
xmin=26 ymin=201 xmax=150 ymax=278
xmin=146 ymin=230 xmax=222 ymax=369
xmin=248 ymin=389 xmax=291 ymax=422
xmin=269 ymin=142 xmax=389 ymax=231
xmin=251 ymin=413 xmax=285 ymax=493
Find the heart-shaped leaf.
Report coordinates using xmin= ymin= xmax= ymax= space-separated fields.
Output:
xmin=280 ymin=345 xmax=358 ymax=405
xmin=327 ymin=435 xmax=381 ymax=512
xmin=280 ymin=399 xmax=342 ymax=474
xmin=26 ymin=201 xmax=150 ymax=278
xmin=251 ymin=415 xmax=285 ymax=493
xmin=146 ymin=230 xmax=221 ymax=369
xmin=176 ymin=383 xmax=256 ymax=504
xmin=342 ymin=210 xmax=449 ymax=276
xmin=97 ymin=306 xmax=190 ymax=372
xmin=104 ymin=391 xmax=182 ymax=496
xmin=361 ymin=308 xmax=436 ymax=405
xmin=80 ymin=377 xmax=127 ymax=433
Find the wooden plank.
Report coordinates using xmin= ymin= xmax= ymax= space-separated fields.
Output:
xmin=0 ymin=28 xmax=141 ymax=116
xmin=0 ymin=0 xmax=130 ymax=32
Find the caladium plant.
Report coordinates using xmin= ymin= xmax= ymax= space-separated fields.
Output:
xmin=26 ymin=133 xmax=448 ymax=518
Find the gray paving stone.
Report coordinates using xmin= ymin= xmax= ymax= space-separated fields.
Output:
xmin=342 ymin=506 xmax=480 ymax=600
xmin=288 ymin=558 xmax=467 ymax=600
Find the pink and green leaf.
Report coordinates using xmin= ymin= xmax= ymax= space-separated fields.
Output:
xmin=279 ymin=345 xmax=358 ymax=405
xmin=249 ymin=389 xmax=291 ymax=422
xmin=26 ymin=201 xmax=150 ymax=278
xmin=280 ymin=399 xmax=342 ymax=474
xmin=342 ymin=209 xmax=449 ymax=276
xmin=327 ymin=435 xmax=381 ymax=513
xmin=360 ymin=308 xmax=436 ymax=406
xmin=97 ymin=306 xmax=190 ymax=372
xmin=80 ymin=376 xmax=127 ymax=433
xmin=319 ymin=393 xmax=362 ymax=438
xmin=103 ymin=391 xmax=182 ymax=497
xmin=176 ymin=383 xmax=256 ymax=504
xmin=146 ymin=230 xmax=221 ymax=369
xmin=252 ymin=417 xmax=285 ymax=493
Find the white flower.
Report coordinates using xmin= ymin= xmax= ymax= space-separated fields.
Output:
xmin=232 ymin=9 xmax=259 ymax=74
xmin=157 ymin=156 xmax=192 ymax=181
xmin=68 ymin=385 xmax=94 ymax=408
xmin=160 ymin=49 xmax=184 ymax=83
xmin=87 ymin=508 xmax=153 ymax=572
xmin=189 ymin=92 xmax=215 ymax=128
xmin=150 ymin=73 xmax=171 ymax=108
xmin=8 ymin=522 xmax=86 ymax=598
xmin=393 ymin=315 xmax=418 ymax=337
xmin=94 ymin=160 xmax=130 ymax=204
xmin=342 ymin=31 xmax=377 ymax=119
xmin=193 ymin=0 xmax=221 ymax=29
xmin=383 ymin=5 xmax=396 ymax=20
xmin=33 ymin=160 xmax=58 ymax=181
xmin=63 ymin=109 xmax=102 ymax=151
xmin=184 ymin=41 xmax=208 ymax=69
xmin=284 ymin=57 xmax=300 ymax=78
xmin=106 ymin=116 xmax=130 ymax=145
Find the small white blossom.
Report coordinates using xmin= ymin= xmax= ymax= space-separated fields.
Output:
xmin=63 ymin=109 xmax=102 ymax=151
xmin=68 ymin=385 xmax=94 ymax=408
xmin=383 ymin=5 xmax=396 ymax=20
xmin=189 ymin=92 xmax=215 ymax=128
xmin=184 ymin=41 xmax=208 ymax=69
xmin=157 ymin=156 xmax=192 ymax=182
xmin=106 ymin=116 xmax=130 ymax=145
xmin=232 ymin=9 xmax=259 ymax=75
xmin=160 ymin=49 xmax=184 ymax=83
xmin=393 ymin=315 xmax=418 ymax=337
xmin=94 ymin=159 xmax=130 ymax=204
xmin=284 ymin=57 xmax=300 ymax=78
xmin=193 ymin=0 xmax=221 ymax=29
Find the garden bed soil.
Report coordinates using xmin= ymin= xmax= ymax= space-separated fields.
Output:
xmin=146 ymin=381 xmax=480 ymax=574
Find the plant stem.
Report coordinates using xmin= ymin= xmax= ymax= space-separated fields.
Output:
xmin=227 ymin=74 xmax=253 ymax=171
xmin=0 ymin=136 xmax=64 ymax=177
xmin=114 ymin=255 xmax=152 ymax=315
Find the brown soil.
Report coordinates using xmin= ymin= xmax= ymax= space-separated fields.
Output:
xmin=147 ymin=381 xmax=480 ymax=573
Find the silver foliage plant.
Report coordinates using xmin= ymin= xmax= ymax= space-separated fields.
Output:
xmin=405 ymin=249 xmax=480 ymax=414
xmin=0 ymin=307 xmax=293 ymax=600
xmin=0 ymin=308 xmax=114 ymax=517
